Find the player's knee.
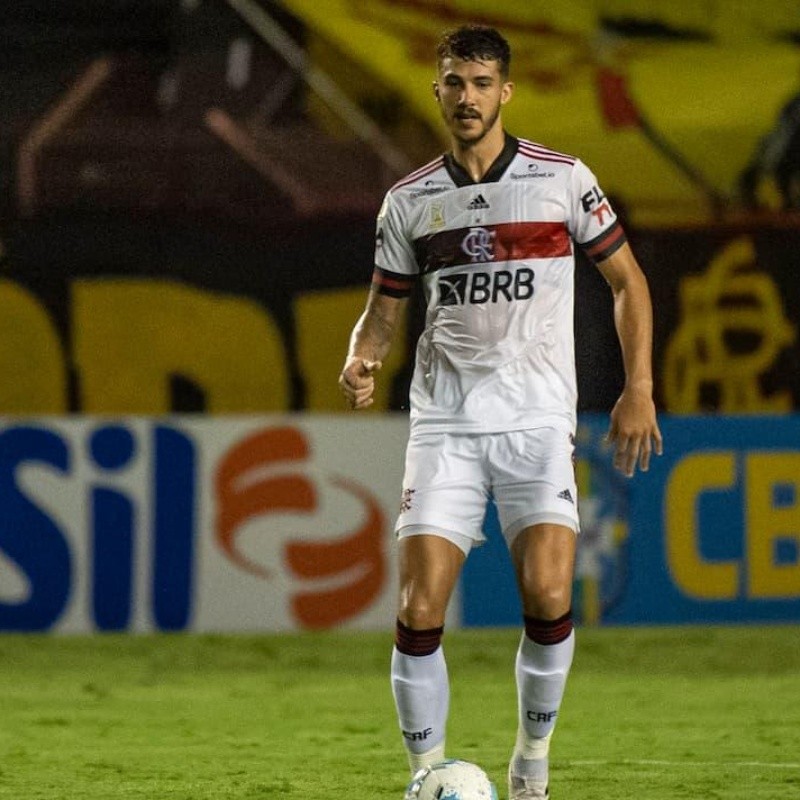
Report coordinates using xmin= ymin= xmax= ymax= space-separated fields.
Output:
xmin=522 ymin=580 xmax=571 ymax=619
xmin=398 ymin=593 xmax=446 ymax=630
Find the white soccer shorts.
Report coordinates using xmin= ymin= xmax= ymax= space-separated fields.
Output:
xmin=396 ymin=426 xmax=580 ymax=556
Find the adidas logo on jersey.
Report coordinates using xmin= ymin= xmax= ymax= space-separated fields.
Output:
xmin=557 ymin=488 xmax=574 ymax=504
xmin=467 ymin=194 xmax=489 ymax=210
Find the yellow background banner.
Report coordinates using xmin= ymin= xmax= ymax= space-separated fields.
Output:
xmin=280 ymin=0 xmax=800 ymax=224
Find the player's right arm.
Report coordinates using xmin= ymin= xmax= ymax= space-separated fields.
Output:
xmin=339 ymin=288 xmax=407 ymax=410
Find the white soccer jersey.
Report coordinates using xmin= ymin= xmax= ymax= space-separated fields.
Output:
xmin=373 ymin=134 xmax=626 ymax=434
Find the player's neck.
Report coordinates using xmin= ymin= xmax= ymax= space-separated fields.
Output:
xmin=450 ymin=124 xmax=506 ymax=183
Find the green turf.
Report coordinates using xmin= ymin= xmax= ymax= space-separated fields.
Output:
xmin=0 ymin=626 xmax=798 ymax=798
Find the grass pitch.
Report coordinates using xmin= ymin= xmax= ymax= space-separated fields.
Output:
xmin=0 ymin=626 xmax=798 ymax=799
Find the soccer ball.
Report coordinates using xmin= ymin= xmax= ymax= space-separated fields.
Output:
xmin=403 ymin=759 xmax=498 ymax=800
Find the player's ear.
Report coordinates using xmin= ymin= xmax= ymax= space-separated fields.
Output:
xmin=501 ymin=81 xmax=514 ymax=105
xmin=433 ymin=81 xmax=440 ymax=100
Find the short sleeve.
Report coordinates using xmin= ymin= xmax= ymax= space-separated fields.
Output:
xmin=372 ymin=191 xmax=418 ymax=298
xmin=568 ymin=160 xmax=627 ymax=263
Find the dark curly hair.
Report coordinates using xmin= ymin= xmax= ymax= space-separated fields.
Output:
xmin=436 ymin=25 xmax=511 ymax=78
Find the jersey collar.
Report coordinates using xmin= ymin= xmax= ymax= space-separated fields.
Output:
xmin=443 ymin=132 xmax=518 ymax=186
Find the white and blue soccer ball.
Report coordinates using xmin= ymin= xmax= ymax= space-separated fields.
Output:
xmin=403 ymin=759 xmax=498 ymax=800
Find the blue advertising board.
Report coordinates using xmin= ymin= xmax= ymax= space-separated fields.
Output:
xmin=461 ymin=415 xmax=800 ymax=626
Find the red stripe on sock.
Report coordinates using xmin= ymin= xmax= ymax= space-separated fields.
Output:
xmin=524 ymin=611 xmax=573 ymax=645
xmin=395 ymin=619 xmax=444 ymax=656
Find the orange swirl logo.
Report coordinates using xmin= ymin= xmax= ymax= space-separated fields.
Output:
xmin=214 ymin=426 xmax=387 ymax=629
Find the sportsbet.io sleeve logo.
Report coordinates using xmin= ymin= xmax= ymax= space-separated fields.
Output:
xmin=214 ymin=426 xmax=387 ymax=629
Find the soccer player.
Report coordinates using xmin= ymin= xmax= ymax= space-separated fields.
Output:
xmin=338 ymin=24 xmax=662 ymax=800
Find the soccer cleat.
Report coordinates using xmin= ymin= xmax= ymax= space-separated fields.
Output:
xmin=508 ymin=771 xmax=550 ymax=799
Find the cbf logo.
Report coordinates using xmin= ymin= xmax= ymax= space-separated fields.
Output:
xmin=461 ymin=226 xmax=496 ymax=263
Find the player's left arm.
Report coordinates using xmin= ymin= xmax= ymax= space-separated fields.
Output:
xmin=595 ymin=241 xmax=663 ymax=477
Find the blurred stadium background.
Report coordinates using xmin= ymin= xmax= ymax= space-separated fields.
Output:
xmin=0 ymin=0 xmax=798 ymax=640
xmin=1 ymin=3 xmax=799 ymax=798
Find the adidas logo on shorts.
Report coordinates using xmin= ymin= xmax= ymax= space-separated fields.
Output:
xmin=557 ymin=488 xmax=574 ymax=504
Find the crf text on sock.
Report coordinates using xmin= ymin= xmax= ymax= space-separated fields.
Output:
xmin=403 ymin=727 xmax=434 ymax=742
xmin=527 ymin=710 xmax=558 ymax=723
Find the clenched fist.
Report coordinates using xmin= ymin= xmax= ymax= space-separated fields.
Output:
xmin=338 ymin=357 xmax=383 ymax=410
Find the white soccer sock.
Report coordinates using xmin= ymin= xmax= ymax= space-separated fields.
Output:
xmin=511 ymin=630 xmax=575 ymax=780
xmin=391 ymin=645 xmax=449 ymax=774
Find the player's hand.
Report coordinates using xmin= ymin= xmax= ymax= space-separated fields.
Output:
xmin=338 ymin=357 xmax=383 ymax=410
xmin=606 ymin=386 xmax=663 ymax=477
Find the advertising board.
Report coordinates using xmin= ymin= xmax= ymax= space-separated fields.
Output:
xmin=464 ymin=415 xmax=800 ymax=626
xmin=0 ymin=416 xmax=418 ymax=632
xmin=2 ymin=415 xmax=798 ymax=632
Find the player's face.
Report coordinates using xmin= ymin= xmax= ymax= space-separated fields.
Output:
xmin=434 ymin=57 xmax=513 ymax=146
